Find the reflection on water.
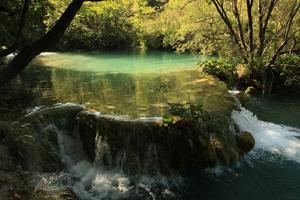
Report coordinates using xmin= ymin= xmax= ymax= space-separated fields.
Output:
xmin=17 ymin=51 xmax=232 ymax=117
xmin=34 ymin=50 xmax=200 ymax=74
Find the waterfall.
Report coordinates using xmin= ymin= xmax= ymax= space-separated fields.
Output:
xmin=28 ymin=101 xmax=300 ymax=200
xmin=232 ymin=106 xmax=300 ymax=163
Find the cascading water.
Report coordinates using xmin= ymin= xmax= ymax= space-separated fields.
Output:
xmin=27 ymin=99 xmax=300 ymax=200
xmin=232 ymin=99 xmax=300 ymax=163
xmin=28 ymin=106 xmax=181 ymax=200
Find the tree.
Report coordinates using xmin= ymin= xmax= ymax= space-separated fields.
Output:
xmin=210 ymin=0 xmax=300 ymax=95
xmin=0 ymin=0 xmax=31 ymax=57
xmin=45 ymin=0 xmax=159 ymax=50
xmin=0 ymin=0 xmax=104 ymax=87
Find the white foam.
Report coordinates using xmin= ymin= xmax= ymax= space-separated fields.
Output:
xmin=68 ymin=162 xmax=132 ymax=200
xmin=228 ymin=90 xmax=241 ymax=95
xmin=232 ymin=107 xmax=300 ymax=163
xmin=55 ymin=160 xmax=182 ymax=200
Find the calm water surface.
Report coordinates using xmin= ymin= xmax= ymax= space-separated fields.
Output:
xmin=15 ymin=51 xmax=300 ymax=200
xmin=19 ymin=50 xmax=211 ymax=117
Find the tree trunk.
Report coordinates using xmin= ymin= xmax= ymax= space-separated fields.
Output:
xmin=261 ymin=67 xmax=274 ymax=96
xmin=0 ymin=0 xmax=84 ymax=87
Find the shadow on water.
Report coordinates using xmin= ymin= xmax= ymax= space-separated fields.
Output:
xmin=180 ymin=157 xmax=300 ymax=200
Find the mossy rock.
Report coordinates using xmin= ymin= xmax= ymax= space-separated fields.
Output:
xmin=236 ymin=131 xmax=255 ymax=154
xmin=234 ymin=92 xmax=250 ymax=107
xmin=245 ymin=86 xmax=256 ymax=95
xmin=31 ymin=187 xmax=79 ymax=200
xmin=19 ymin=104 xmax=84 ymax=132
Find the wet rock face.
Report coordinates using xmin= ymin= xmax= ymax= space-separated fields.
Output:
xmin=19 ymin=103 xmax=85 ymax=131
xmin=76 ymin=110 xmax=249 ymax=176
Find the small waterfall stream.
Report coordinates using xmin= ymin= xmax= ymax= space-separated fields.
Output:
xmin=232 ymin=107 xmax=300 ymax=163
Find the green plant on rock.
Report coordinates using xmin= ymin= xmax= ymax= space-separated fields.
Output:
xmin=198 ymin=57 xmax=239 ymax=85
xmin=163 ymin=103 xmax=208 ymax=126
xmin=275 ymin=54 xmax=300 ymax=77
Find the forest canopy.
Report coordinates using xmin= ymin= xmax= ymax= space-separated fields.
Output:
xmin=0 ymin=0 xmax=299 ymax=94
xmin=2 ymin=0 xmax=299 ymax=54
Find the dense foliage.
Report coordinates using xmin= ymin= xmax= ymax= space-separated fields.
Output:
xmin=0 ymin=0 xmax=51 ymax=49
xmin=1 ymin=0 xmax=299 ymax=53
xmin=0 ymin=0 xmax=299 ymax=93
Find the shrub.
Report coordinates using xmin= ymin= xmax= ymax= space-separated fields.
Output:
xmin=198 ymin=57 xmax=238 ymax=85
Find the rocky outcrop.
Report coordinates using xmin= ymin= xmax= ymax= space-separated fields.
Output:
xmin=76 ymin=110 xmax=245 ymax=176
xmin=71 ymin=77 xmax=255 ymax=175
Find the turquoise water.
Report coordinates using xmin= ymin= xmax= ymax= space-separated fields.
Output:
xmin=35 ymin=50 xmax=200 ymax=74
xmin=20 ymin=50 xmax=206 ymax=117
xmin=15 ymin=51 xmax=300 ymax=200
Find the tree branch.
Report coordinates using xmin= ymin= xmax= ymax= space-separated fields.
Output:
xmin=232 ymin=0 xmax=248 ymax=55
xmin=246 ymin=0 xmax=254 ymax=53
xmin=267 ymin=1 xmax=300 ymax=67
xmin=0 ymin=0 xmax=105 ymax=86
xmin=211 ymin=0 xmax=248 ymax=63
xmin=258 ymin=0 xmax=278 ymax=56
xmin=0 ymin=0 xmax=84 ymax=86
